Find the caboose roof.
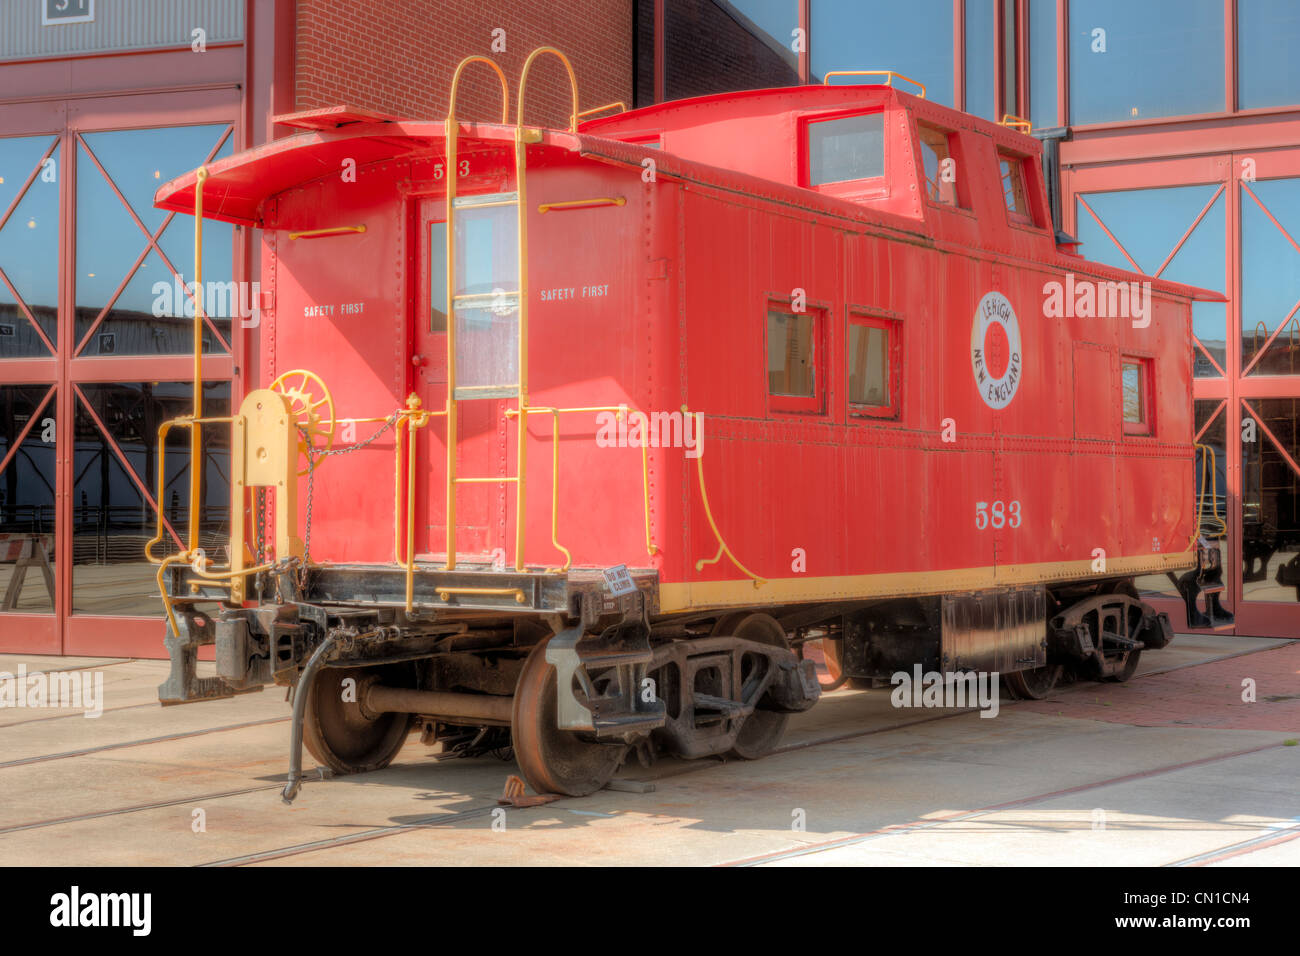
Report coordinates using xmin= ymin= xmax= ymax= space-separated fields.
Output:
xmin=154 ymin=86 xmax=1222 ymax=304
xmin=153 ymin=84 xmax=992 ymax=230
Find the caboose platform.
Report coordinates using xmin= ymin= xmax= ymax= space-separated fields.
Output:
xmin=163 ymin=562 xmax=659 ymax=618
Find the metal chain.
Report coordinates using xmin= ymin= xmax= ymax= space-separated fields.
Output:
xmin=298 ymin=413 xmax=401 ymax=565
xmin=255 ymin=486 xmax=267 ymax=564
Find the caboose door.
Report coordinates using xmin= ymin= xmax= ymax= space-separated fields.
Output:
xmin=414 ymin=200 xmax=514 ymax=564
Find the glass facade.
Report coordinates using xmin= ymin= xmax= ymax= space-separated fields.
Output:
xmin=72 ymin=381 xmax=229 ymax=616
xmin=1242 ymin=398 xmax=1300 ymax=602
xmin=0 ymin=102 xmax=240 ymax=652
xmin=1075 ymin=184 xmax=1227 ymax=376
xmin=1068 ymin=0 xmax=1223 ymax=125
xmin=1240 ymin=177 xmax=1300 ymax=377
xmin=1028 ymin=0 xmax=1058 ymax=128
xmin=0 ymin=135 xmax=60 ymax=359
xmin=76 ymin=125 xmax=234 ymax=357
xmin=966 ymin=0 xmax=998 ymax=121
xmin=1238 ymin=0 xmax=1300 ymax=110
xmin=812 ymin=0 xmax=954 ymax=105
xmin=0 ymin=385 xmax=57 ymax=613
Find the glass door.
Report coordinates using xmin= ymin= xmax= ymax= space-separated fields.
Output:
xmin=0 ymin=90 xmax=244 ymax=657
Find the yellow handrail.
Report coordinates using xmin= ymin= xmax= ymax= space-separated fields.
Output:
xmin=999 ymin=114 xmax=1032 ymax=133
xmin=146 ymin=415 xmax=241 ymax=565
xmin=689 ymin=407 xmax=764 ymax=588
xmin=506 ymin=403 xmax=660 ymax=572
xmin=577 ymin=101 xmax=628 ymax=121
xmin=188 ymin=167 xmax=208 ymax=559
xmin=393 ymin=395 xmax=440 ymax=613
xmin=538 ymin=196 xmax=625 ymax=214
xmin=288 ymin=225 xmax=367 ymax=240
xmin=822 ymin=70 xmax=927 ymax=99
xmin=444 ymin=58 xmax=507 ymax=572
xmin=518 ymin=46 xmax=580 ymax=133
xmin=1190 ymin=442 xmax=1227 ymax=548
xmin=446 ymin=56 xmax=510 ymax=125
xmin=437 ymin=586 xmax=527 ymax=604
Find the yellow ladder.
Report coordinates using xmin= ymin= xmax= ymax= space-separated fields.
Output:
xmin=443 ymin=49 xmax=580 ymax=572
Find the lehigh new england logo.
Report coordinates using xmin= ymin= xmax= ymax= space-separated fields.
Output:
xmin=970 ymin=291 xmax=1022 ymax=410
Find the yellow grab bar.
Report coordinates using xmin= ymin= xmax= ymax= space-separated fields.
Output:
xmin=146 ymin=415 xmax=242 ymax=565
xmin=999 ymin=114 xmax=1032 ymax=133
xmin=437 ymin=586 xmax=527 ymax=604
xmin=447 ymin=55 xmax=510 ymax=125
xmin=822 ymin=70 xmax=926 ymax=99
xmin=538 ymin=197 xmax=626 ymax=214
xmin=577 ymin=101 xmax=628 ymax=121
xmin=289 ymin=225 xmax=367 ymax=240
xmin=518 ymin=46 xmax=580 ymax=133
xmin=188 ymin=167 xmax=208 ymax=557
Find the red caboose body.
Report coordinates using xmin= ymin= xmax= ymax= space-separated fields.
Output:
xmin=150 ymin=52 xmax=1228 ymax=797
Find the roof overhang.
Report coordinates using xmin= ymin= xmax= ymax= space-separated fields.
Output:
xmin=153 ymin=121 xmax=542 ymax=227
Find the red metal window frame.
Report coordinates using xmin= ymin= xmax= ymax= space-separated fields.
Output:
xmin=997 ymin=149 xmax=1034 ymax=226
xmin=1120 ymin=356 xmax=1154 ymax=436
xmin=765 ymin=298 xmax=826 ymax=416
xmin=800 ymin=108 xmax=889 ymax=202
xmin=917 ymin=122 xmax=965 ymax=208
xmin=847 ymin=311 xmax=902 ymax=421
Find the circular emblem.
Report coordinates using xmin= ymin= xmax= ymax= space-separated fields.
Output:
xmin=970 ymin=291 xmax=1022 ymax=410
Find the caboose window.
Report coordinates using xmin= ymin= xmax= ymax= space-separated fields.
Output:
xmin=848 ymin=314 xmax=900 ymax=419
xmin=807 ymin=112 xmax=884 ymax=186
xmin=998 ymin=151 xmax=1033 ymax=225
xmin=919 ymin=124 xmax=959 ymax=207
xmin=1122 ymin=358 xmax=1152 ymax=435
xmin=451 ymin=195 xmax=521 ymax=397
xmin=766 ymin=306 xmax=822 ymax=413
xmin=429 ymin=221 xmax=448 ymax=333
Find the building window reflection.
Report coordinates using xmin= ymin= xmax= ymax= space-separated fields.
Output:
xmin=811 ymin=0 xmax=955 ymax=106
xmin=1068 ymin=0 xmax=1223 ymax=125
xmin=72 ymin=381 xmax=229 ymax=616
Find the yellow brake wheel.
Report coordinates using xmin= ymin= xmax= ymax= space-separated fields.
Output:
xmin=270 ymin=369 xmax=336 ymax=475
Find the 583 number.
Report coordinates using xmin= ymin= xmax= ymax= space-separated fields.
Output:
xmin=975 ymin=499 xmax=1021 ymax=530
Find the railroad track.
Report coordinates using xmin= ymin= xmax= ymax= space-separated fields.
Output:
xmin=720 ymin=740 xmax=1294 ymax=867
xmin=0 ymin=642 xmax=1292 ymax=865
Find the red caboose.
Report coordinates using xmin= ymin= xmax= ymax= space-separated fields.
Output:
xmin=149 ymin=51 xmax=1227 ymax=798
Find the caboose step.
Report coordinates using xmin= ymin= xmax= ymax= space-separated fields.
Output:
xmin=691 ymin=692 xmax=749 ymax=717
xmin=578 ymin=647 xmax=655 ymax=667
xmin=590 ymin=712 xmax=665 ymax=737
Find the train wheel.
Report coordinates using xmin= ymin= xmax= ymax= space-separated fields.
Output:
xmin=303 ymin=664 xmax=414 ymax=774
xmin=1101 ymin=580 xmax=1143 ymax=683
xmin=714 ymin=612 xmax=791 ymax=760
xmin=511 ymin=636 xmax=628 ymax=797
xmin=1003 ymin=664 xmax=1062 ymax=700
xmin=1106 ymin=648 xmax=1142 ymax=683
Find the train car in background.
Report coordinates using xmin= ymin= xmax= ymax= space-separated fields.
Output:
xmin=147 ymin=50 xmax=1229 ymax=799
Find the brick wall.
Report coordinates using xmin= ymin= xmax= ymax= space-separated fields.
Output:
xmin=663 ymin=0 xmax=798 ymax=100
xmin=294 ymin=0 xmax=633 ymax=130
